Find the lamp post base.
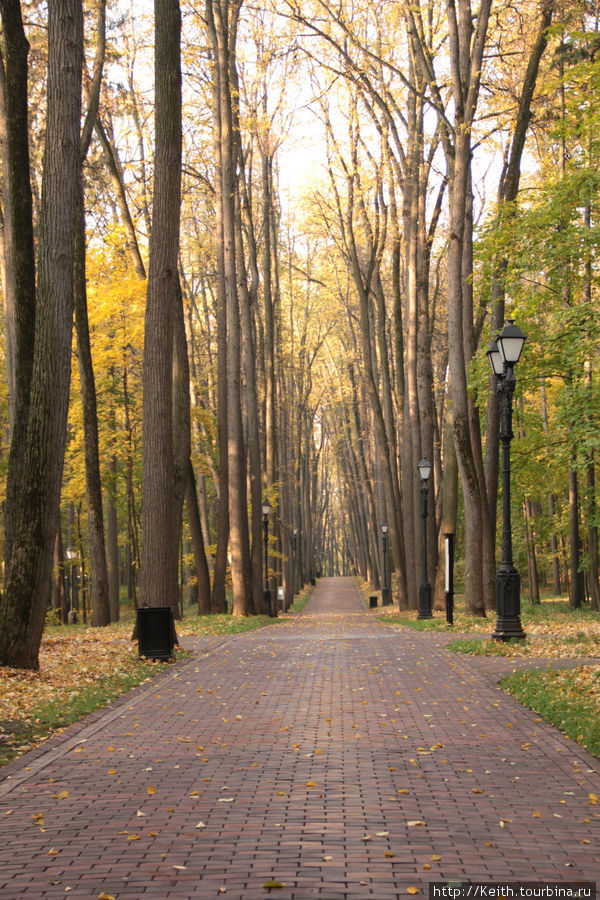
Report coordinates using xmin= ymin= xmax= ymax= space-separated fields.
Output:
xmin=381 ymin=587 xmax=391 ymax=606
xmin=264 ymin=589 xmax=272 ymax=618
xmin=492 ymin=565 xmax=526 ymax=641
xmin=417 ymin=582 xmax=432 ymax=619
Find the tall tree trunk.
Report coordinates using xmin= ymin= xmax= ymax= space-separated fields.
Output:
xmin=231 ymin=60 xmax=263 ymax=615
xmin=443 ymin=0 xmax=491 ymax=615
xmin=484 ymin=0 xmax=553 ymax=609
xmin=262 ymin=149 xmax=279 ymax=607
xmin=540 ymin=379 xmax=561 ymax=594
xmin=523 ymin=498 xmax=540 ymax=604
xmin=236 ymin=201 xmax=263 ymax=613
xmin=53 ymin=525 xmax=68 ymax=624
xmin=74 ymin=187 xmax=111 ymax=625
xmin=209 ymin=0 xmax=251 ymax=616
xmin=206 ymin=0 xmax=228 ymax=613
xmin=106 ymin=448 xmax=120 ymax=621
xmin=123 ymin=362 xmax=139 ymax=605
xmin=74 ymin=0 xmax=110 ymax=626
xmin=0 ymin=0 xmax=83 ymax=669
xmin=447 ymin=131 xmax=485 ymax=615
xmin=186 ymin=457 xmax=212 ymax=614
xmin=568 ymin=464 xmax=583 ymax=608
xmin=172 ymin=277 xmax=192 ymax=619
xmin=583 ymin=202 xmax=600 ymax=610
xmin=140 ymin=0 xmax=182 ymax=615
xmin=0 ymin=0 xmax=37 ymax=571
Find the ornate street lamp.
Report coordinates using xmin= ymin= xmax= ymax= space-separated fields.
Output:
xmin=381 ymin=523 xmax=390 ymax=606
xmin=487 ymin=320 xmax=527 ymax=641
xmin=417 ymin=458 xmax=433 ymax=619
xmin=262 ymin=500 xmax=273 ymax=617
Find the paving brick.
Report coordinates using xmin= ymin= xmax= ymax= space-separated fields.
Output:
xmin=0 ymin=577 xmax=599 ymax=897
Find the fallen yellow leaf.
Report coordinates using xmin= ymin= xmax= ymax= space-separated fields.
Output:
xmin=407 ymin=888 xmax=420 ymax=895
xmin=147 ymin=786 xmax=156 ymax=795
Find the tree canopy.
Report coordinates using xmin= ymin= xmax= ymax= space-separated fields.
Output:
xmin=0 ymin=0 xmax=598 ymax=668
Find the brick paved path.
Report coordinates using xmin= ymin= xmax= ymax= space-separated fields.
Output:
xmin=1 ymin=577 xmax=599 ymax=898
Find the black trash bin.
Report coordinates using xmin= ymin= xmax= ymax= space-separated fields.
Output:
xmin=369 ymin=595 xmax=378 ymax=609
xmin=137 ymin=606 xmax=175 ymax=661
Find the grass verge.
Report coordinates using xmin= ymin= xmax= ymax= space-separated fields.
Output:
xmin=0 ymin=588 xmax=315 ymax=768
xmin=376 ymin=591 xmax=600 ymax=756
xmin=447 ymin=638 xmax=527 ymax=656
xmin=501 ymin=666 xmax=600 ymax=758
xmin=0 ymin=652 xmax=169 ymax=767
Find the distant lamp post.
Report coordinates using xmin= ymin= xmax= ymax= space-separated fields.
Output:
xmin=417 ymin=458 xmax=433 ymax=620
xmin=65 ymin=546 xmax=78 ymax=623
xmin=292 ymin=529 xmax=298 ymax=596
xmin=381 ymin=523 xmax=390 ymax=606
xmin=262 ymin=500 xmax=273 ymax=617
xmin=487 ymin=320 xmax=527 ymax=641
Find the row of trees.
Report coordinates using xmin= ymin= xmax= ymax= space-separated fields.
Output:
xmin=0 ymin=0 xmax=598 ymax=670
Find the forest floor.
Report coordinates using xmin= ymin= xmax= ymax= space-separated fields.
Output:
xmin=0 ymin=576 xmax=599 ymax=897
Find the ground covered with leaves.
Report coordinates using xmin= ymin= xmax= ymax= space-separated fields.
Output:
xmin=377 ymin=595 xmax=600 ymax=759
xmin=0 ymin=626 xmax=162 ymax=765
xmin=0 ymin=606 xmax=303 ymax=767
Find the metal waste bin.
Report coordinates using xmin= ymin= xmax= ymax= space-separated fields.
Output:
xmin=369 ymin=595 xmax=378 ymax=609
xmin=137 ymin=606 xmax=175 ymax=661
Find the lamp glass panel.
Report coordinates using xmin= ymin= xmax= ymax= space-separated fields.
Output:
xmin=418 ymin=458 xmax=432 ymax=481
xmin=487 ymin=343 xmax=504 ymax=376
xmin=497 ymin=322 xmax=526 ymax=365
xmin=498 ymin=335 xmax=524 ymax=364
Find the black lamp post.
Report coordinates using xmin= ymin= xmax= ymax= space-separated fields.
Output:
xmin=417 ymin=458 xmax=433 ymax=619
xmin=262 ymin=500 xmax=273 ymax=617
xmin=65 ymin=546 xmax=78 ymax=623
xmin=381 ymin=523 xmax=390 ymax=606
xmin=292 ymin=529 xmax=298 ymax=596
xmin=487 ymin=320 xmax=527 ymax=641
